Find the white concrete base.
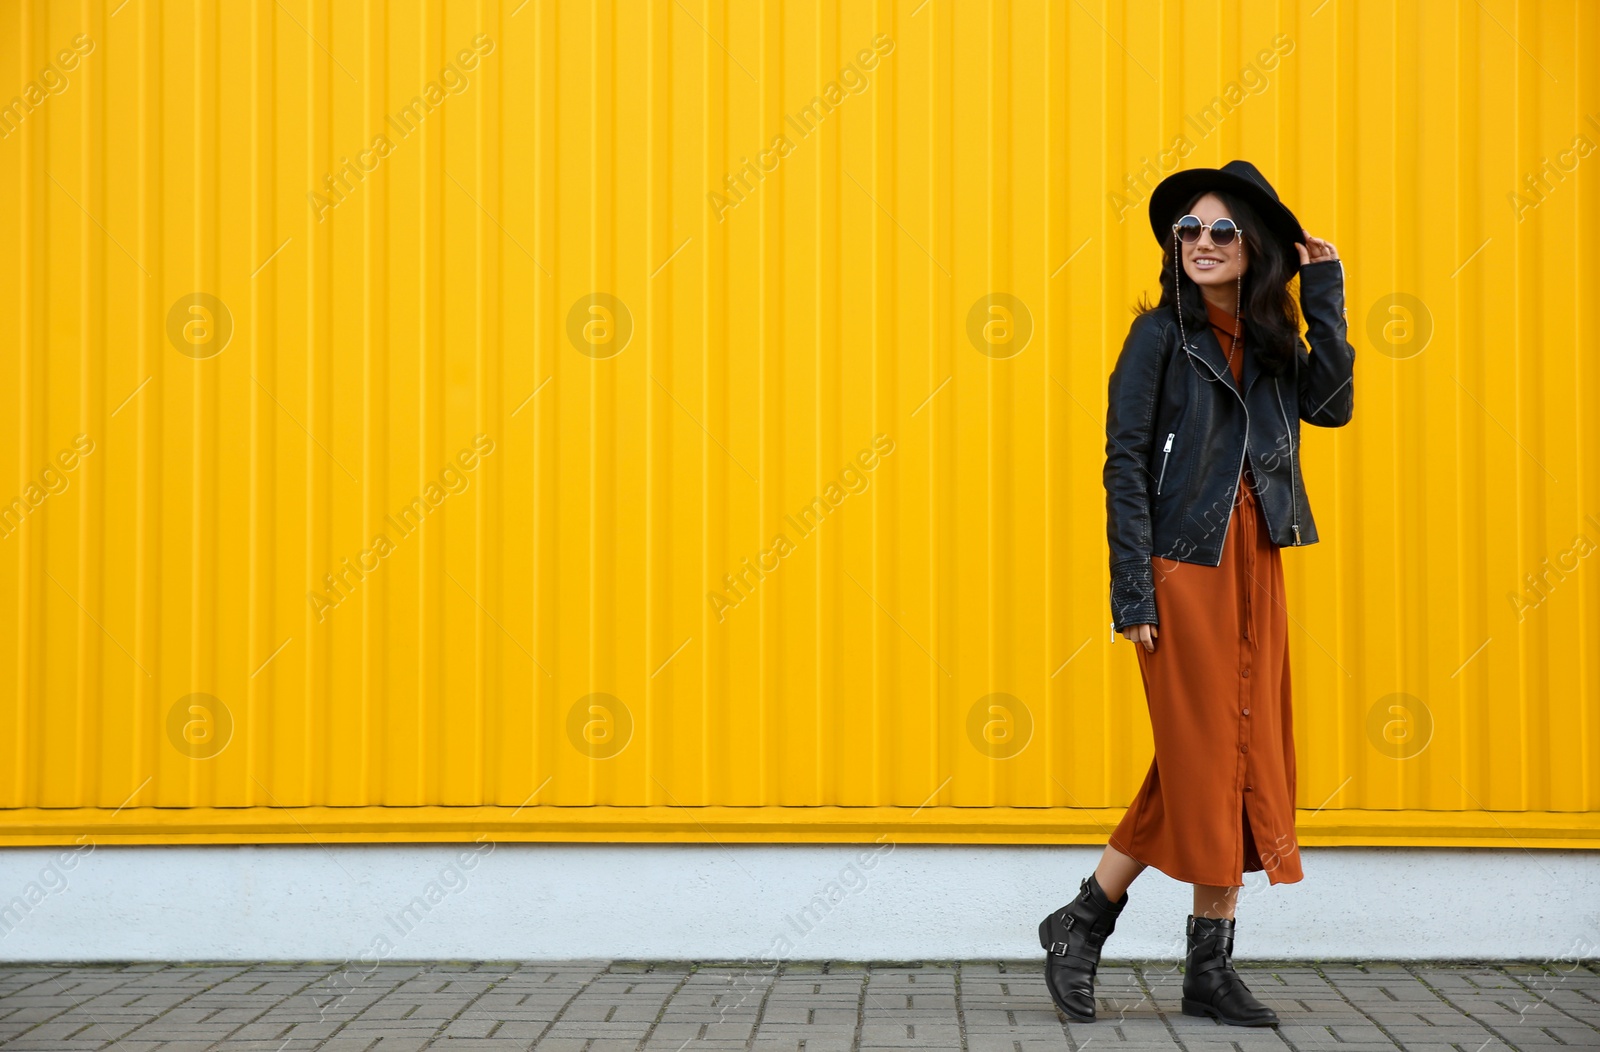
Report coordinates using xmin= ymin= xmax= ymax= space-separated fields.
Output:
xmin=1 ymin=843 xmax=1595 ymax=962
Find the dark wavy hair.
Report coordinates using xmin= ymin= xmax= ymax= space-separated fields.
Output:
xmin=1134 ymin=189 xmax=1301 ymax=375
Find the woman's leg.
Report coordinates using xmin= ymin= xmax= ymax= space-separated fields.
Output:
xmin=1192 ymin=883 xmax=1239 ymax=918
xmin=1093 ymin=844 xmax=1147 ymax=901
xmin=1181 ymin=883 xmax=1276 ymax=1026
xmin=1043 ymin=844 xmax=1139 ymax=1023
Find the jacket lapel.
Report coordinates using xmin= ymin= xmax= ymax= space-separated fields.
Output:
xmin=1185 ymin=312 xmax=1268 ymax=401
xmin=1185 ymin=320 xmax=1243 ymax=402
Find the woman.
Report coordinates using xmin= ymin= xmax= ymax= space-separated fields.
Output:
xmin=1039 ymin=161 xmax=1354 ymax=1028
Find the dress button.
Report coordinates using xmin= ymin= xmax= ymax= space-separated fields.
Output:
xmin=1242 ymin=707 xmax=1250 ymax=716
xmin=1244 ymin=786 xmax=1253 ymax=792
xmin=1242 ymin=668 xmax=1251 ymax=678
xmin=1239 ymin=743 xmax=1248 ymax=754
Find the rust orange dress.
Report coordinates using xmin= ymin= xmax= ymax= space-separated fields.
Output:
xmin=1106 ymin=297 xmax=1304 ymax=888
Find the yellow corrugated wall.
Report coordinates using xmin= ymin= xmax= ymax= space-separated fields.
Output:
xmin=2 ymin=0 xmax=1596 ymax=847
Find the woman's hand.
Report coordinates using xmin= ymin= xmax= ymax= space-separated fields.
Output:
xmin=1122 ymin=623 xmax=1158 ymax=652
xmin=1296 ymin=229 xmax=1339 ymax=265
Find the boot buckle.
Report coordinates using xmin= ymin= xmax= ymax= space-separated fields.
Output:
xmin=1048 ymin=941 xmax=1071 ymax=957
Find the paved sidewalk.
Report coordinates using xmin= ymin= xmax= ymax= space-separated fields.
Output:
xmin=0 ymin=960 xmax=1596 ymax=1051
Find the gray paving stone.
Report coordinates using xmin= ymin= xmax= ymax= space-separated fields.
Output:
xmin=0 ymin=960 xmax=1594 ymax=1049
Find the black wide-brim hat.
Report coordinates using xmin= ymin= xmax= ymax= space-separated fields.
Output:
xmin=1148 ymin=159 xmax=1305 ymax=274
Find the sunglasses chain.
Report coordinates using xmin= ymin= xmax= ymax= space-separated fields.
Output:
xmin=1171 ymin=228 xmax=1243 ymax=371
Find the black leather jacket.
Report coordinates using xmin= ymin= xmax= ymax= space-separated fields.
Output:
xmin=1104 ymin=259 xmax=1355 ymax=632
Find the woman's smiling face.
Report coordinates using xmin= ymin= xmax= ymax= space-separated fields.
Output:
xmin=1180 ymin=192 xmax=1247 ymax=289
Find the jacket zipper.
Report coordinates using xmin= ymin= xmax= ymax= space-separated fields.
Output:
xmin=1274 ymin=377 xmax=1302 ymax=545
xmin=1183 ymin=344 xmax=1250 ymax=559
xmin=1156 ymin=432 xmax=1175 ymax=494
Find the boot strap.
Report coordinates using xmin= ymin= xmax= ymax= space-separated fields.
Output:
xmin=1048 ymin=941 xmax=1103 ymax=966
xmin=1190 ymin=953 xmax=1233 ymax=975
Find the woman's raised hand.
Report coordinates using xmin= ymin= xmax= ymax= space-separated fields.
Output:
xmin=1296 ymin=229 xmax=1339 ymax=265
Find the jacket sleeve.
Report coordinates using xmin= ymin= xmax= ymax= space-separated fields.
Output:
xmin=1104 ymin=315 xmax=1165 ymax=632
xmin=1296 ymin=259 xmax=1356 ymax=427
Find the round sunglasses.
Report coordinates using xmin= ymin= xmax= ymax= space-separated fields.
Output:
xmin=1172 ymin=214 xmax=1243 ymax=246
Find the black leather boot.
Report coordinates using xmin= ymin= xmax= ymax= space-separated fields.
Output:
xmin=1037 ymin=873 xmax=1128 ymax=1022
xmin=1180 ymin=914 xmax=1279 ymax=1027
